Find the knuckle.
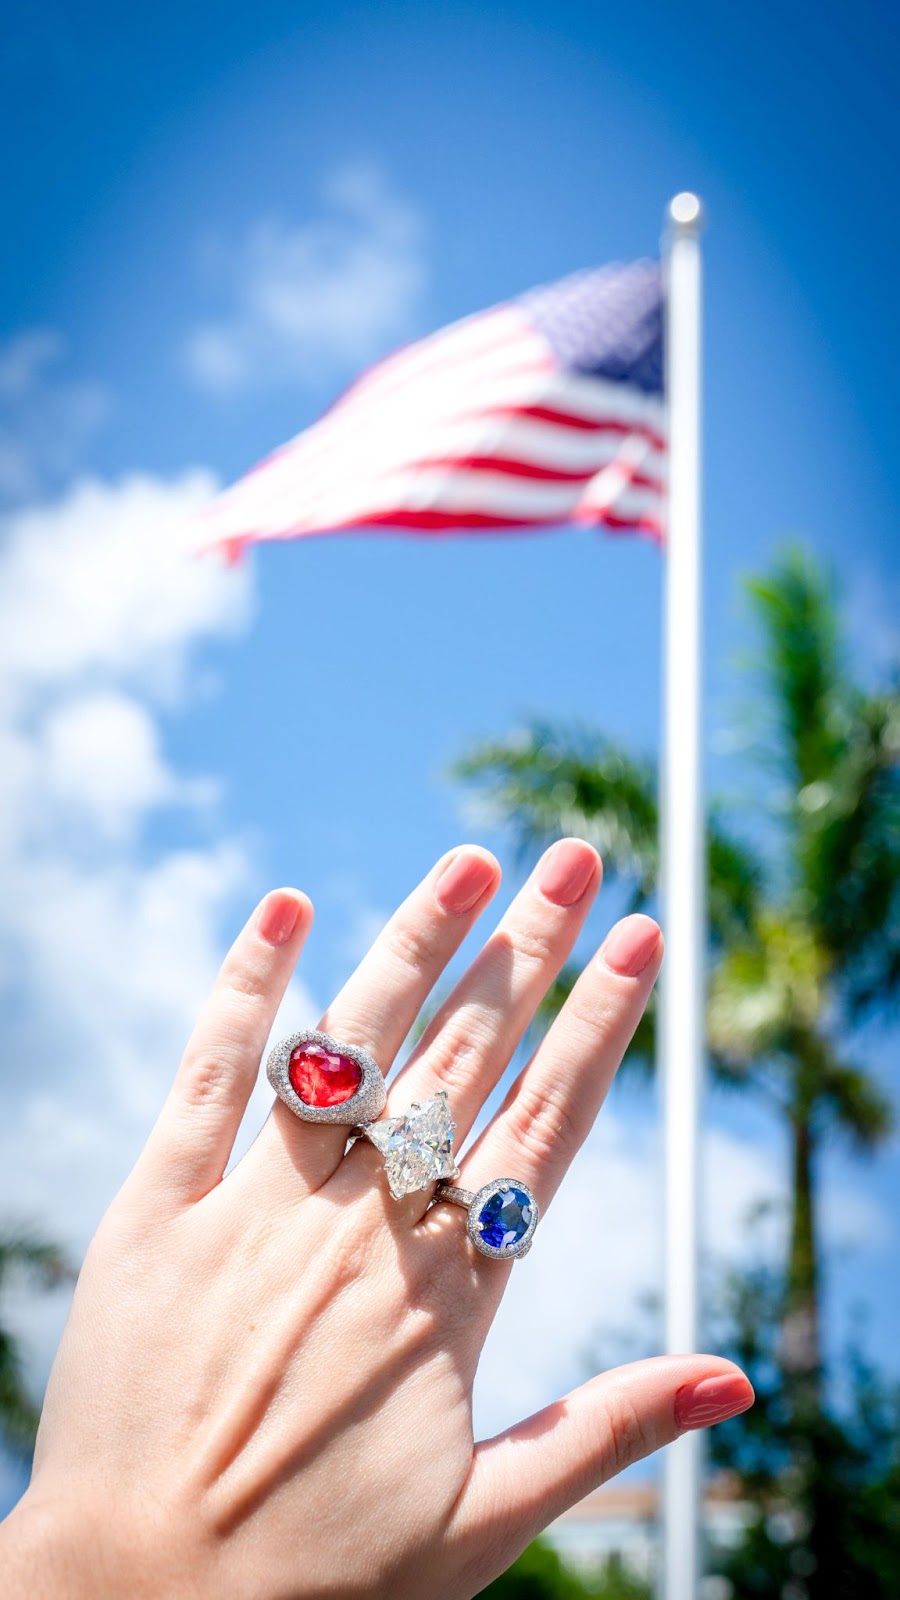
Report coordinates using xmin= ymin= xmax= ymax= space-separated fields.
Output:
xmin=507 ymin=1079 xmax=585 ymax=1167
xmin=562 ymin=987 xmax=620 ymax=1046
xmin=383 ymin=912 xmax=445 ymax=981
xmin=219 ymin=958 xmax=270 ymax=1004
xmin=422 ymin=1019 xmax=491 ymax=1095
xmin=177 ymin=1047 xmax=240 ymax=1111
xmin=601 ymin=1392 xmax=654 ymax=1479
xmin=509 ymin=921 xmax=560 ymax=973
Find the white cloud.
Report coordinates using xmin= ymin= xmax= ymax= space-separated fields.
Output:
xmin=0 ymin=471 xmax=250 ymax=710
xmin=0 ymin=470 xmax=321 ymax=1424
xmin=0 ymin=331 xmax=109 ymax=505
xmin=184 ymin=164 xmax=426 ymax=394
xmin=0 ymin=461 xmax=338 ymax=1485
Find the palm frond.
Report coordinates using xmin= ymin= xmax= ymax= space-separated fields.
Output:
xmin=815 ymin=1052 xmax=894 ymax=1150
xmin=746 ymin=545 xmax=847 ymax=792
xmin=0 ymin=1328 xmax=41 ymax=1457
xmin=454 ymin=721 xmax=659 ymax=897
xmin=0 ymin=1230 xmax=75 ymax=1458
xmin=707 ymin=815 xmax=763 ymax=943
xmin=0 ymin=1231 xmax=75 ymax=1291
xmin=797 ymin=685 xmax=900 ymax=1016
xmin=707 ymin=913 xmax=826 ymax=1068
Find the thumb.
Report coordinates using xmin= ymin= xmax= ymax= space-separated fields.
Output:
xmin=449 ymin=1355 xmax=753 ymax=1589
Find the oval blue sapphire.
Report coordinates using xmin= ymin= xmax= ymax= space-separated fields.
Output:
xmin=477 ymin=1185 xmax=533 ymax=1251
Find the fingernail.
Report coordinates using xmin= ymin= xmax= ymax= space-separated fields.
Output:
xmin=602 ymin=914 xmax=661 ymax=977
xmin=675 ymin=1374 xmax=755 ymax=1431
xmin=257 ymin=892 xmax=305 ymax=947
xmin=435 ymin=850 xmax=497 ymax=915
xmin=537 ymin=839 xmax=599 ymax=907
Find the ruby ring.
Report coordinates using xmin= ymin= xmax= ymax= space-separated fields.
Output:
xmin=267 ymin=1033 xmax=468 ymax=1207
xmin=266 ymin=1029 xmax=386 ymax=1126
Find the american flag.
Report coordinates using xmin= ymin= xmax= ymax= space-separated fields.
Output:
xmin=200 ymin=259 xmax=666 ymax=557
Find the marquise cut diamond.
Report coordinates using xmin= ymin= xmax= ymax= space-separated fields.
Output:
xmin=365 ymin=1090 xmax=459 ymax=1199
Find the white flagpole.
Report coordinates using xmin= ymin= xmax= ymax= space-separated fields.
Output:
xmin=660 ymin=192 xmax=705 ymax=1600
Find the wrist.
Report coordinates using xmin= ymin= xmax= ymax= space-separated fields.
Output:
xmin=0 ymin=1487 xmax=136 ymax=1600
xmin=2 ymin=1483 xmax=216 ymax=1600
xmin=1 ymin=1491 xmax=85 ymax=1599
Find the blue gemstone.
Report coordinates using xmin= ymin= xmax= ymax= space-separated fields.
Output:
xmin=477 ymin=1186 xmax=533 ymax=1251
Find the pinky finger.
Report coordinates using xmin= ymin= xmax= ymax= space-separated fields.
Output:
xmin=448 ymin=1356 xmax=753 ymax=1591
xmin=131 ymin=888 xmax=313 ymax=1208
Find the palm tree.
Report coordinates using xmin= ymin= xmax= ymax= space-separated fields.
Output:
xmin=0 ymin=1231 xmax=73 ymax=1457
xmin=455 ymin=546 xmax=898 ymax=1402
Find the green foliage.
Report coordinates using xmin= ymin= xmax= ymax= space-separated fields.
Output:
xmin=0 ymin=1230 xmax=75 ymax=1458
xmin=710 ymin=1266 xmax=900 ymax=1598
xmin=475 ymin=1540 xmax=593 ymax=1599
xmin=747 ymin=546 xmax=900 ymax=1018
xmin=455 ymin=724 xmax=659 ymax=901
xmin=454 ymin=725 xmax=760 ymax=947
xmin=475 ymin=1539 xmax=651 ymax=1600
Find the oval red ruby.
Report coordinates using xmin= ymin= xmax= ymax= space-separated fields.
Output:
xmin=288 ymin=1043 xmax=362 ymax=1107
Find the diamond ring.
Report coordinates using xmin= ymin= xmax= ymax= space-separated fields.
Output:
xmin=266 ymin=1029 xmax=387 ymax=1125
xmin=357 ymin=1090 xmax=460 ymax=1199
xmin=433 ymin=1178 xmax=539 ymax=1260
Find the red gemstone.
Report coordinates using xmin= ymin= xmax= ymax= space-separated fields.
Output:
xmin=288 ymin=1043 xmax=362 ymax=1107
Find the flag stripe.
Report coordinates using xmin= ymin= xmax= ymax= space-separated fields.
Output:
xmin=411 ymin=452 xmax=665 ymax=490
xmin=213 ymin=463 xmax=664 ymax=535
xmin=200 ymin=261 xmax=667 ymax=552
xmin=227 ymin=501 xmax=664 ymax=544
xmin=203 ymin=414 xmax=665 ymax=538
xmin=485 ymin=403 xmax=666 ymax=452
xmin=249 ymin=414 xmax=665 ymax=497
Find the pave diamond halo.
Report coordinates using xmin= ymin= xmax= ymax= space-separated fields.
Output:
xmin=361 ymin=1090 xmax=460 ymax=1199
xmin=266 ymin=1029 xmax=386 ymax=1126
xmin=434 ymin=1177 xmax=539 ymax=1260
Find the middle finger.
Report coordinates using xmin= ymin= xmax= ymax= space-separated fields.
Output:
xmin=383 ymin=838 xmax=602 ymax=1149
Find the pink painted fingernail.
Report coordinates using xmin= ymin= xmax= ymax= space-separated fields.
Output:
xmin=675 ymin=1374 xmax=755 ymax=1431
xmin=435 ymin=850 xmax=498 ymax=915
xmin=602 ymin=915 xmax=661 ymax=977
xmin=257 ymin=892 xmax=305 ymax=947
xmin=537 ymin=839 xmax=599 ymax=907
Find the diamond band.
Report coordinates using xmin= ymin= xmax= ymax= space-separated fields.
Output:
xmin=434 ymin=1177 xmax=539 ymax=1260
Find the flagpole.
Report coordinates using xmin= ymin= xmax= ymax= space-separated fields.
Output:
xmin=660 ymin=192 xmax=705 ymax=1600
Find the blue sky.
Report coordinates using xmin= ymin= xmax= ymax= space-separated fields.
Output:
xmin=1 ymin=0 xmax=898 ymax=1508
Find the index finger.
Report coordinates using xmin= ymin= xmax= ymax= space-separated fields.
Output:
xmin=243 ymin=846 xmax=501 ymax=1198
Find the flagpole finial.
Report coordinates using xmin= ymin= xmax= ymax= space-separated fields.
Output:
xmin=667 ymin=191 xmax=704 ymax=235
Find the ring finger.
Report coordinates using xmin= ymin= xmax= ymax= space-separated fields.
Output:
xmin=443 ymin=913 xmax=662 ymax=1292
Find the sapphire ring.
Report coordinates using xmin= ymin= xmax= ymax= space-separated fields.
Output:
xmin=434 ymin=1178 xmax=539 ymax=1261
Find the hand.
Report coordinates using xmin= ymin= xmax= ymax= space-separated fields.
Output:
xmin=1 ymin=839 xmax=752 ymax=1599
